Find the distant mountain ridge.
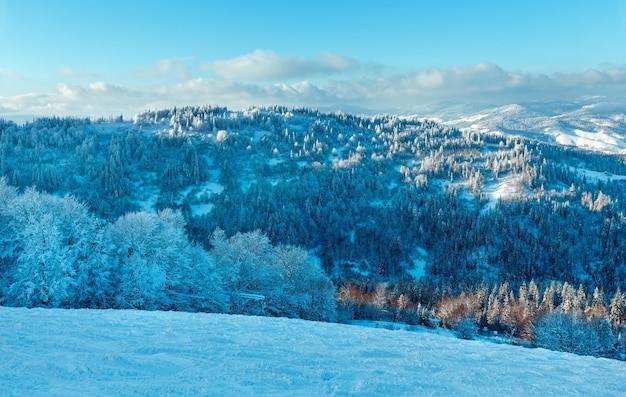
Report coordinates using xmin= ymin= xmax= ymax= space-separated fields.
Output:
xmin=420 ymin=99 xmax=626 ymax=153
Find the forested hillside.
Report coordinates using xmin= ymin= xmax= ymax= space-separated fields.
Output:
xmin=1 ymin=106 xmax=626 ymax=356
xmin=2 ymin=107 xmax=626 ymax=290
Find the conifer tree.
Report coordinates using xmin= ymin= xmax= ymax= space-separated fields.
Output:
xmin=609 ymin=289 xmax=625 ymax=330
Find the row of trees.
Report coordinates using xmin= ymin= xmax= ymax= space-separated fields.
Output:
xmin=337 ymin=279 xmax=626 ymax=358
xmin=0 ymin=179 xmax=336 ymax=321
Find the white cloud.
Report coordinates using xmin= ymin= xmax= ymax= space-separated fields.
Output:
xmin=327 ymin=64 xmax=626 ymax=108
xmin=158 ymin=78 xmax=339 ymax=109
xmin=55 ymin=82 xmax=131 ymax=101
xmin=56 ymin=83 xmax=84 ymax=100
xmin=2 ymin=61 xmax=626 ymax=119
xmin=205 ymin=50 xmax=358 ymax=80
xmin=0 ymin=92 xmax=71 ymax=116
xmin=88 ymin=81 xmax=132 ymax=95
xmin=0 ymin=82 xmax=148 ymax=118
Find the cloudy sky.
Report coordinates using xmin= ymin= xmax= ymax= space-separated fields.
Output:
xmin=1 ymin=0 xmax=626 ymax=119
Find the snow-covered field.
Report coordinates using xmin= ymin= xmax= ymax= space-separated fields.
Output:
xmin=1 ymin=308 xmax=624 ymax=396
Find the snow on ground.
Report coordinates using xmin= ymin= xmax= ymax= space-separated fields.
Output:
xmin=1 ymin=308 xmax=625 ymax=396
xmin=568 ymin=166 xmax=626 ymax=183
xmin=190 ymin=203 xmax=214 ymax=217
xmin=481 ymin=174 xmax=525 ymax=213
xmin=406 ymin=247 xmax=428 ymax=279
xmin=175 ymin=180 xmax=224 ymax=217
xmin=552 ymin=128 xmax=624 ymax=153
xmin=429 ymin=101 xmax=626 ymax=155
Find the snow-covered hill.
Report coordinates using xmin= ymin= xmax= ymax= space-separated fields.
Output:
xmin=3 ymin=106 xmax=626 ymax=289
xmin=423 ymin=99 xmax=626 ymax=153
xmin=1 ymin=307 xmax=624 ymax=396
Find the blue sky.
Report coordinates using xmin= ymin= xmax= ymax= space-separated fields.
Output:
xmin=1 ymin=0 xmax=626 ymax=118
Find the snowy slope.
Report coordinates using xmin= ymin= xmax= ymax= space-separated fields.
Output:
xmin=1 ymin=308 xmax=624 ymax=396
xmin=423 ymin=100 xmax=626 ymax=153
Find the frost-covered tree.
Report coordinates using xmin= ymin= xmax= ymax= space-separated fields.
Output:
xmin=106 ymin=212 xmax=164 ymax=309
xmin=274 ymin=245 xmax=336 ymax=321
xmin=55 ymin=194 xmax=108 ymax=308
xmin=589 ymin=317 xmax=616 ymax=356
xmin=609 ymin=288 xmax=625 ymax=330
xmin=106 ymin=209 xmax=197 ymax=310
xmin=9 ymin=210 xmax=68 ymax=307
xmin=0 ymin=178 xmax=18 ymax=262
xmin=534 ymin=312 xmax=601 ymax=356
xmin=210 ymin=228 xmax=279 ymax=314
xmin=560 ymin=282 xmax=576 ymax=313
xmin=0 ymin=185 xmax=104 ymax=308
xmin=210 ymin=229 xmax=335 ymax=320
xmin=180 ymin=246 xmax=229 ymax=313
xmin=528 ymin=280 xmax=540 ymax=312
xmin=454 ymin=318 xmax=478 ymax=340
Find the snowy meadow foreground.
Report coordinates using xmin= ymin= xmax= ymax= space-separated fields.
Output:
xmin=1 ymin=307 xmax=624 ymax=396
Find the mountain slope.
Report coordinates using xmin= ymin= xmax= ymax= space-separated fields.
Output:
xmin=3 ymin=107 xmax=626 ymax=291
xmin=1 ymin=307 xmax=624 ymax=396
xmin=423 ymin=99 xmax=626 ymax=153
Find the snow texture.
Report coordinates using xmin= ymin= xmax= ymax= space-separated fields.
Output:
xmin=1 ymin=307 xmax=624 ymax=396
xmin=427 ymin=101 xmax=626 ymax=154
